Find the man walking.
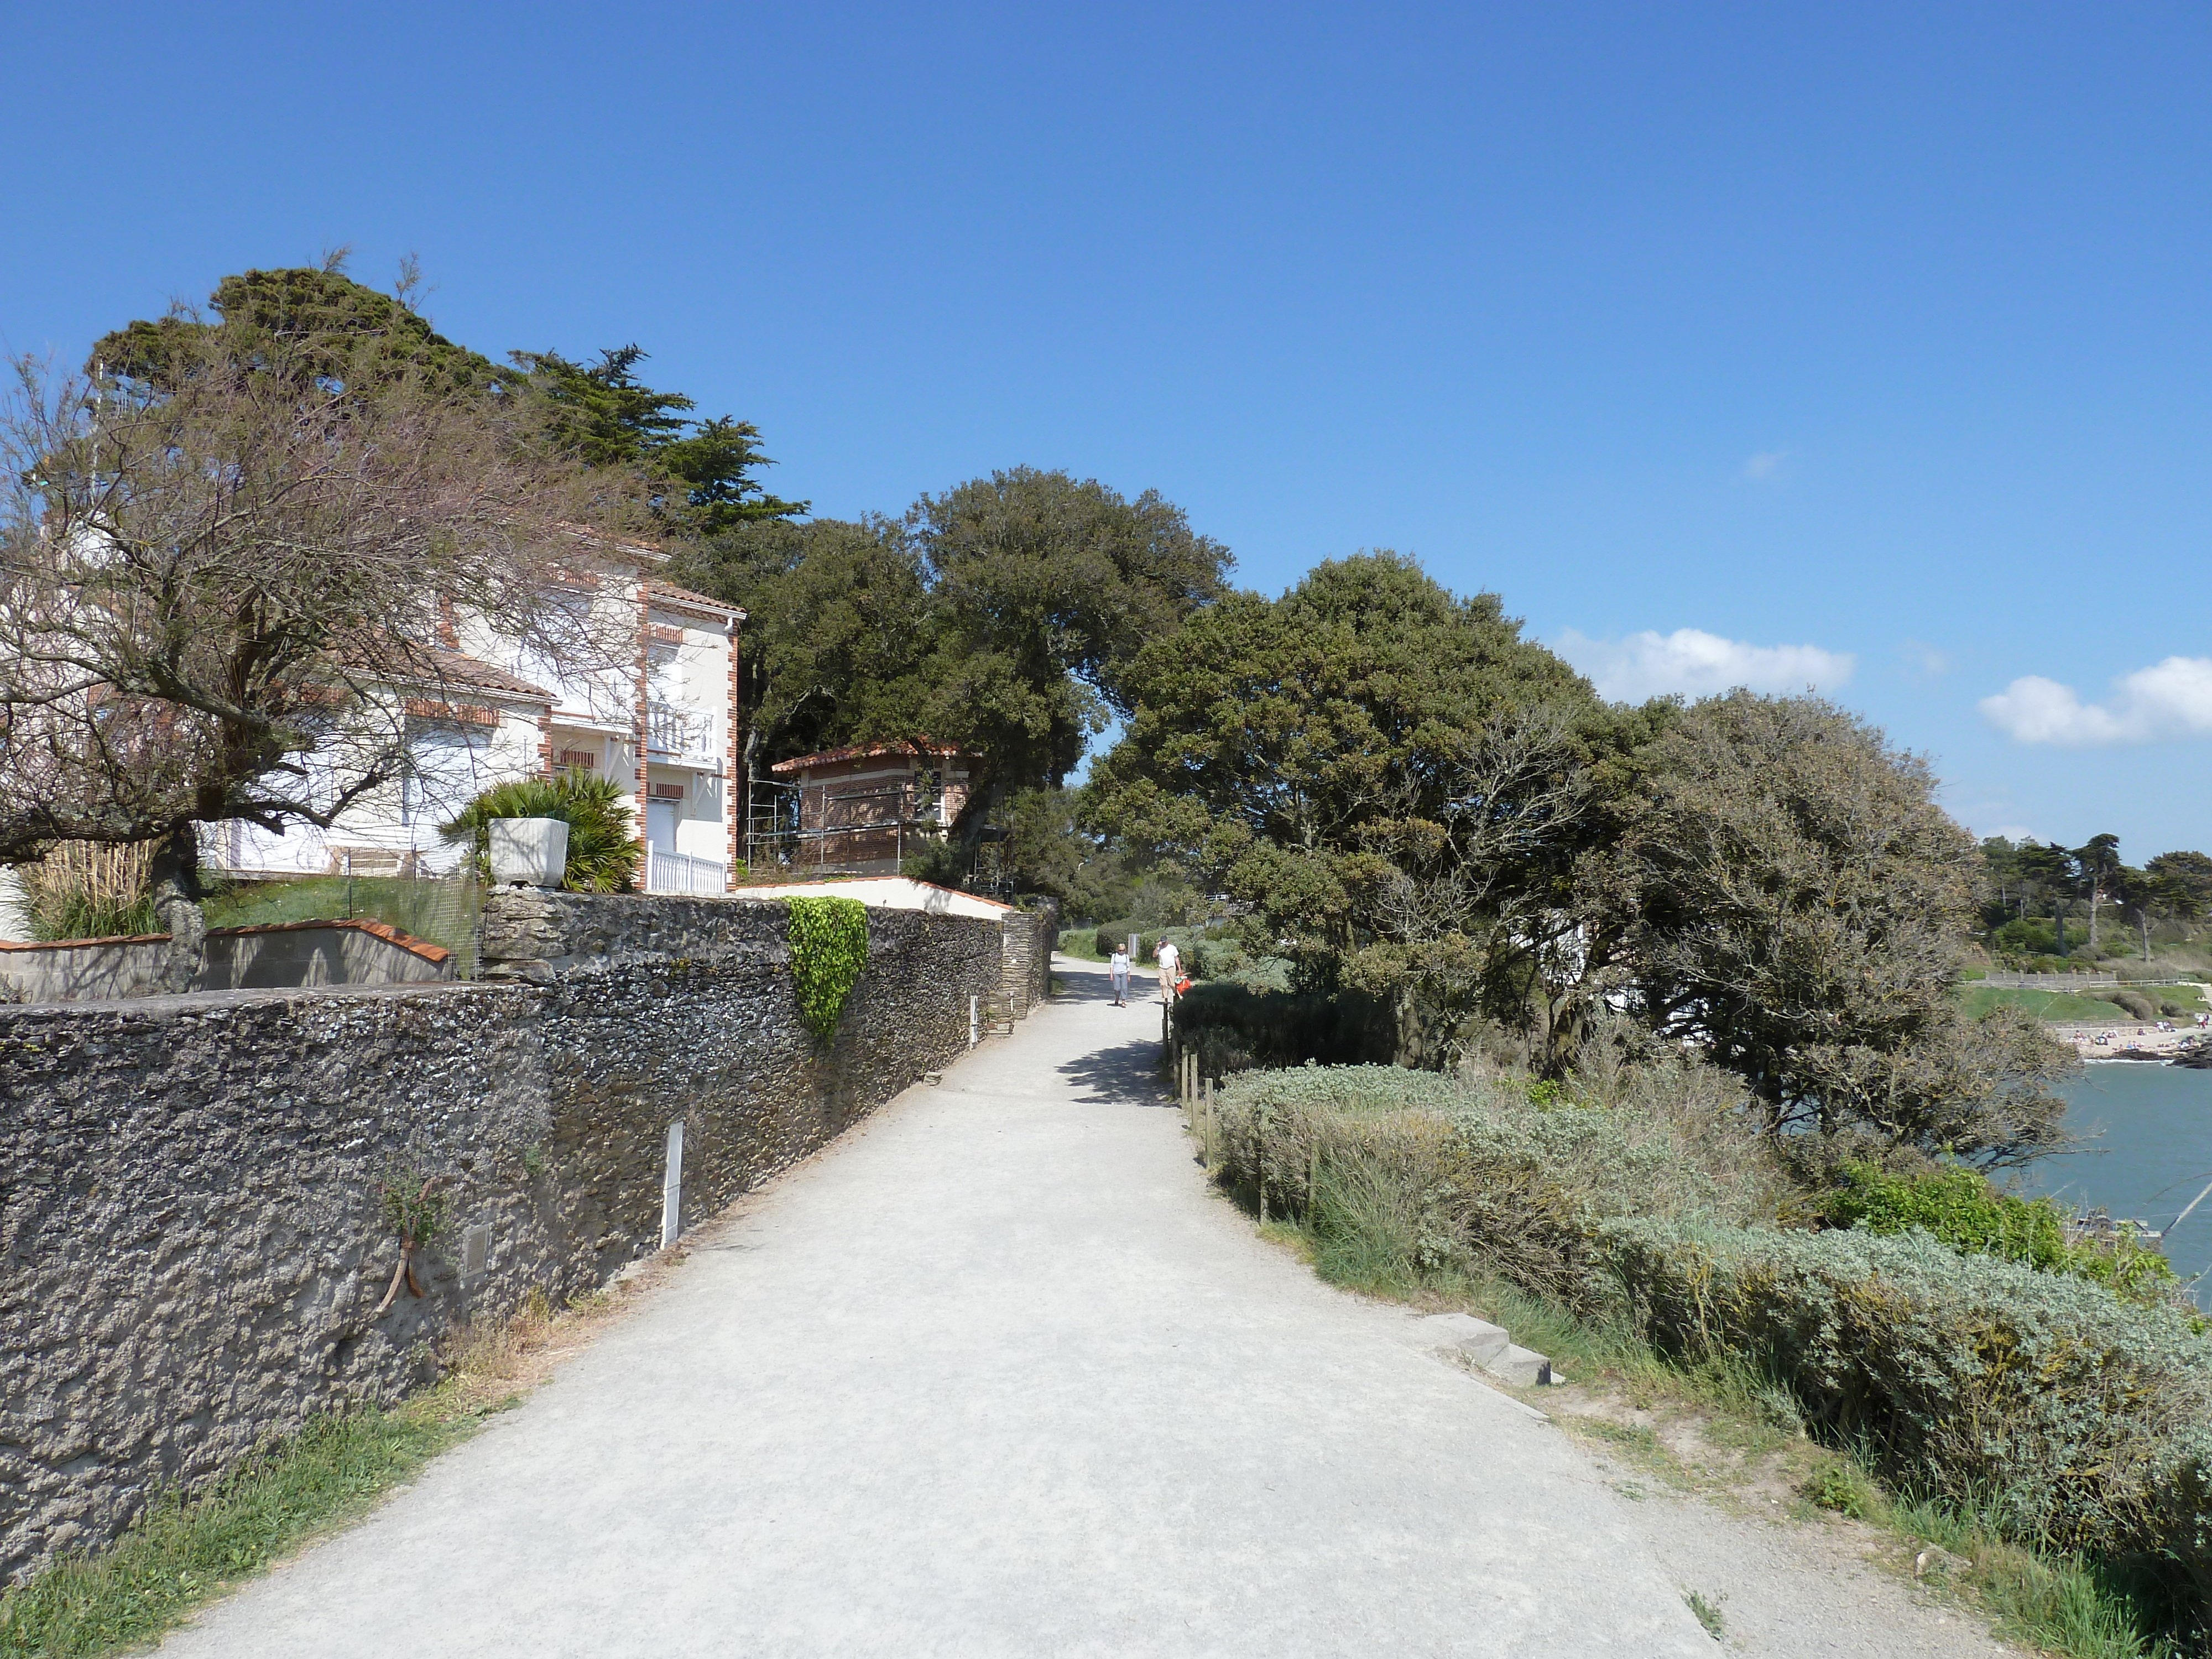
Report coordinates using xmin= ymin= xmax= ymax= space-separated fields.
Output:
xmin=1156 ymin=936 xmax=1182 ymax=1005
xmin=1109 ymin=941 xmax=1131 ymax=1005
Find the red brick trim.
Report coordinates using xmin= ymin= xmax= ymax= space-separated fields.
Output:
xmin=739 ymin=615 xmax=757 ymax=898
xmin=404 ymin=698 xmax=502 ymax=727
xmin=633 ymin=579 xmax=651 ymax=876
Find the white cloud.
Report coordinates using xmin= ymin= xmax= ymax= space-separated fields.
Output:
xmin=1553 ymin=627 xmax=1856 ymax=703
xmin=1743 ymin=450 xmax=1790 ymax=480
xmin=1979 ymin=656 xmax=2212 ymax=747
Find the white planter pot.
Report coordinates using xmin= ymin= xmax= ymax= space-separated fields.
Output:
xmin=489 ymin=817 xmax=569 ymax=888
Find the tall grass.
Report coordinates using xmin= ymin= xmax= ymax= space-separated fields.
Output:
xmin=19 ymin=843 xmax=158 ymax=942
xmin=0 ymin=1389 xmax=497 ymax=1658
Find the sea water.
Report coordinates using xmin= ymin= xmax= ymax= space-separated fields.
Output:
xmin=2018 ymin=1062 xmax=2212 ymax=1301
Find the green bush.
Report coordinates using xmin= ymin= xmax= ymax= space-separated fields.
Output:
xmin=2096 ymin=987 xmax=2162 ymax=1022
xmin=439 ymin=774 xmax=640 ymax=893
xmin=1828 ymin=1162 xmax=2070 ymax=1266
xmin=788 ymin=896 xmax=869 ymax=1042
xmin=1092 ymin=919 xmax=1158 ymax=958
xmin=1171 ymin=983 xmax=1394 ymax=1073
xmin=1825 ymin=1162 xmax=2181 ymax=1303
xmin=1594 ymin=1217 xmax=2212 ymax=1618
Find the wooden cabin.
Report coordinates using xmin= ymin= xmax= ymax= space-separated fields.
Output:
xmin=766 ymin=741 xmax=980 ymax=875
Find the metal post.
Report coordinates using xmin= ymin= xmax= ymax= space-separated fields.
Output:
xmin=970 ymin=994 xmax=979 ymax=1048
xmin=660 ymin=1119 xmax=685 ymax=1248
xmin=1255 ymin=1097 xmax=1267 ymax=1224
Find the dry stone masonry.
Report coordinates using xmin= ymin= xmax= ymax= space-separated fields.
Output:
xmin=0 ymin=890 xmax=1012 ymax=1583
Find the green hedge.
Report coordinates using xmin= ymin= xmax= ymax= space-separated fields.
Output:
xmin=1171 ymin=984 xmax=1394 ymax=1073
xmin=1594 ymin=1218 xmax=2212 ymax=1614
xmin=1092 ymin=921 xmax=1161 ymax=959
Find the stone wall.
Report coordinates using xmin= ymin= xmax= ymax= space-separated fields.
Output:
xmin=0 ymin=891 xmax=1007 ymax=1584
xmin=997 ymin=900 xmax=1060 ymax=1025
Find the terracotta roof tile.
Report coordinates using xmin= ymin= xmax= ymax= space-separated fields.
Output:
xmin=645 ymin=580 xmax=745 ymax=618
xmin=415 ymin=649 xmax=555 ymax=702
xmin=771 ymin=739 xmax=978 ymax=774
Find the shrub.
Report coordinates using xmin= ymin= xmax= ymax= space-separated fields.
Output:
xmin=1189 ymin=936 xmax=1243 ymax=980
xmin=2096 ymin=987 xmax=2161 ymax=1022
xmin=1594 ymin=1217 xmax=2212 ymax=1618
xmin=1824 ymin=1162 xmax=2182 ymax=1304
xmin=1172 ymin=983 xmax=1395 ymax=1073
xmin=439 ymin=774 xmax=639 ymax=893
xmin=1827 ymin=1162 xmax=2069 ymax=1266
xmin=1211 ymin=1062 xmax=1785 ymax=1300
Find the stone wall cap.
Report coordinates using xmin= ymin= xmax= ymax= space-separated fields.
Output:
xmin=0 ymin=979 xmax=519 ymax=1020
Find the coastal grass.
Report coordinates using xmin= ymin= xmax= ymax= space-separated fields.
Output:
xmin=1960 ymin=984 xmax=2140 ymax=1022
xmin=0 ymin=1384 xmax=505 ymax=1658
xmin=1244 ymin=1194 xmax=2191 ymax=1659
xmin=1800 ymin=1459 xmax=2186 ymax=1658
xmin=1957 ymin=981 xmax=2210 ymax=1024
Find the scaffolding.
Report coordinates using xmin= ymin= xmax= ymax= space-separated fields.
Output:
xmin=743 ymin=779 xmax=954 ymax=878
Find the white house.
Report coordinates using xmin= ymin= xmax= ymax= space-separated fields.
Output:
xmin=211 ymin=539 xmax=745 ymax=895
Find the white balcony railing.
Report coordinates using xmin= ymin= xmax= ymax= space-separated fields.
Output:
xmin=644 ymin=846 xmax=727 ymax=895
xmin=646 ymin=700 xmax=718 ymax=765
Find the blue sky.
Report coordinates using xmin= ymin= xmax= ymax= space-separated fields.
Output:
xmin=7 ymin=3 xmax=2208 ymax=857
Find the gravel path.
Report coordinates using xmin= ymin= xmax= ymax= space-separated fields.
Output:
xmin=158 ymin=960 xmax=1992 ymax=1657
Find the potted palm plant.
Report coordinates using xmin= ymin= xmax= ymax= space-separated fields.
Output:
xmin=440 ymin=775 xmax=641 ymax=892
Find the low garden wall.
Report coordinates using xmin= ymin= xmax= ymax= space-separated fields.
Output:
xmin=0 ymin=919 xmax=455 ymax=1003
xmin=0 ymin=889 xmax=1008 ymax=1584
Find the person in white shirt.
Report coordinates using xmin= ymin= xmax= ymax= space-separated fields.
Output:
xmin=1108 ymin=943 xmax=1131 ymax=1005
xmin=1156 ymin=937 xmax=1182 ymax=1004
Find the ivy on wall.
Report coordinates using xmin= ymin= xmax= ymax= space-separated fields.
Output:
xmin=788 ymin=896 xmax=870 ymax=1043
